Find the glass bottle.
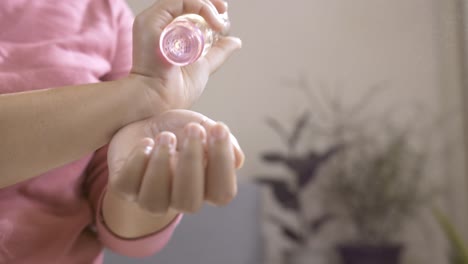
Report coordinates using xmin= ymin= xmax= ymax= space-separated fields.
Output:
xmin=159 ymin=13 xmax=225 ymax=66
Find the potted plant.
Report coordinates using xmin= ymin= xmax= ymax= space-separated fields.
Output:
xmin=256 ymin=77 xmax=445 ymax=263
xmin=255 ymin=111 xmax=342 ymax=263
xmin=322 ymin=125 xmax=432 ymax=264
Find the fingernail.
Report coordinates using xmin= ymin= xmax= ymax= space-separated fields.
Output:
xmin=186 ymin=123 xmax=203 ymax=139
xmin=211 ymin=123 xmax=228 ymax=140
xmin=220 ymin=12 xmax=228 ymax=21
xmin=219 ymin=12 xmax=229 ymax=26
xmin=142 ymin=138 xmax=155 ymax=155
xmin=144 ymin=145 xmax=153 ymax=155
xmin=157 ymin=132 xmax=175 ymax=147
xmin=238 ymin=38 xmax=242 ymax=47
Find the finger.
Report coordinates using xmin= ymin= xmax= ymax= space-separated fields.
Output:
xmin=205 ymin=123 xmax=237 ymax=206
xmin=210 ymin=0 xmax=228 ymax=14
xmin=196 ymin=117 xmax=244 ymax=168
xmin=138 ymin=132 xmax=176 ymax=214
xmin=110 ymin=138 xmax=154 ymax=201
xmin=230 ymin=134 xmax=245 ymax=169
xmin=150 ymin=0 xmax=227 ymax=33
xmin=153 ymin=110 xmax=244 ymax=167
xmin=148 ymin=110 xmax=212 ymax=150
xmin=186 ymin=112 xmax=243 ymax=168
xmin=208 ymin=0 xmax=230 ymax=35
xmin=202 ymin=121 xmax=243 ymax=169
xmin=195 ymin=36 xmax=242 ymax=75
xmin=171 ymin=123 xmax=207 ymax=213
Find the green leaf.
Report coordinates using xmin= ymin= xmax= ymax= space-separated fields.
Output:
xmin=433 ymin=207 xmax=468 ymax=264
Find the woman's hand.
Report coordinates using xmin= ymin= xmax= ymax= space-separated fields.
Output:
xmin=102 ymin=110 xmax=244 ymax=238
xmin=131 ymin=0 xmax=242 ymax=112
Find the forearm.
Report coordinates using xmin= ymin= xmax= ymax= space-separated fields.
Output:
xmin=102 ymin=190 xmax=178 ymax=238
xmin=0 ymin=75 xmax=162 ymax=187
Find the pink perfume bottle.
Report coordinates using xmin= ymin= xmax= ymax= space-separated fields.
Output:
xmin=160 ymin=14 xmax=224 ymax=66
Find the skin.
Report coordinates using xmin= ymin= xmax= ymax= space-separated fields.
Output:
xmin=0 ymin=0 xmax=243 ymax=238
xmin=103 ymin=110 xmax=244 ymax=238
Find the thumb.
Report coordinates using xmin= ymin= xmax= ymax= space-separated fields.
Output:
xmin=198 ymin=36 xmax=242 ymax=74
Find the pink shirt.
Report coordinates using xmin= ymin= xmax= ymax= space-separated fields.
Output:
xmin=0 ymin=0 xmax=180 ymax=263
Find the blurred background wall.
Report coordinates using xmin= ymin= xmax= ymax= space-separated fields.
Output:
xmin=104 ymin=0 xmax=468 ymax=263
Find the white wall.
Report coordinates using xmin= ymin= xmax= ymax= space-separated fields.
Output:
xmin=194 ymin=0 xmax=442 ymax=179
xmin=111 ymin=0 xmax=467 ymax=263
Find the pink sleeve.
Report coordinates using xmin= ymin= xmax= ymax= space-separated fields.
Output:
xmin=84 ymin=145 xmax=182 ymax=257
xmin=101 ymin=0 xmax=134 ymax=81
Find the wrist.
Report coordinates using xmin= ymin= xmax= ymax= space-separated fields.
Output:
xmin=117 ymin=74 xmax=169 ymax=126
xmin=125 ymin=73 xmax=171 ymax=117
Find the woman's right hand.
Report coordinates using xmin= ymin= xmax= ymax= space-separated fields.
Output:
xmin=130 ymin=0 xmax=242 ymax=113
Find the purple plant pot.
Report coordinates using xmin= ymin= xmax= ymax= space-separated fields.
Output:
xmin=337 ymin=243 xmax=403 ymax=264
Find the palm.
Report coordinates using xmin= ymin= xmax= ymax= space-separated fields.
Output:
xmin=129 ymin=0 xmax=241 ymax=110
xmin=150 ymin=58 xmax=211 ymax=110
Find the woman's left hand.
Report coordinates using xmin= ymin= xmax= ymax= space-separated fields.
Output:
xmin=102 ymin=109 xmax=244 ymax=237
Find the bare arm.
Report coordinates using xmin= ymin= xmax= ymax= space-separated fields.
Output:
xmin=0 ymin=75 xmax=163 ymax=187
